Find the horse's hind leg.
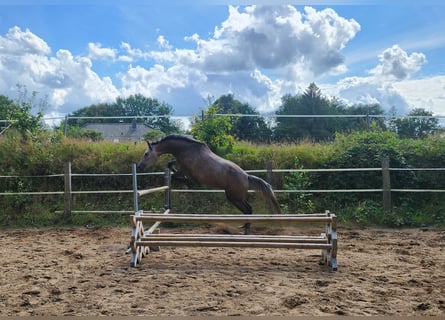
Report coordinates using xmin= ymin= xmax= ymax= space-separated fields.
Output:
xmin=225 ymin=192 xmax=252 ymax=235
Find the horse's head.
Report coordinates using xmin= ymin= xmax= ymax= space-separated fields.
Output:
xmin=137 ymin=141 xmax=158 ymax=170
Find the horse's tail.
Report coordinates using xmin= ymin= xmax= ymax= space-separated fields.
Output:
xmin=248 ymin=175 xmax=281 ymax=214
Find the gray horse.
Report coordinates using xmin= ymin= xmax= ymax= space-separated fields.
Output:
xmin=137 ymin=134 xmax=281 ymax=234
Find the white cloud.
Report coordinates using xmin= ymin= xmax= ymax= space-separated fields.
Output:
xmin=369 ymin=45 xmax=426 ymax=80
xmin=332 ymin=76 xmax=411 ymax=115
xmin=43 ymin=110 xmax=66 ymax=127
xmin=87 ymin=42 xmax=117 ymax=61
xmin=326 ymin=45 xmax=431 ymax=115
xmin=0 ymin=7 xmax=362 ymax=118
xmin=157 ymin=35 xmax=173 ymax=50
xmin=394 ymin=76 xmax=445 ymax=116
xmin=50 ymin=88 xmax=71 ymax=107
xmin=119 ymin=42 xmax=151 ymax=61
xmin=179 ymin=5 xmax=360 ymax=79
xmin=0 ymin=26 xmax=119 ymax=114
xmin=124 ymin=5 xmax=361 ymax=114
xmin=120 ymin=63 xmax=206 ymax=96
xmin=0 ymin=26 xmax=50 ymax=56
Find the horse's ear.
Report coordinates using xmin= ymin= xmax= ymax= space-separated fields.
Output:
xmin=146 ymin=140 xmax=152 ymax=150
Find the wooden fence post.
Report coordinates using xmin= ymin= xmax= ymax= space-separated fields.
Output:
xmin=64 ymin=162 xmax=72 ymax=223
xmin=382 ymin=157 xmax=391 ymax=212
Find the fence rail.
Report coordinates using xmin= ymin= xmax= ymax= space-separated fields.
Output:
xmin=1 ymin=160 xmax=445 ymax=218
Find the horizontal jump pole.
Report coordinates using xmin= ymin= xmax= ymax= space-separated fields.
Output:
xmin=136 ymin=240 xmax=332 ymax=249
xmin=134 ymin=213 xmax=335 ymax=224
xmin=140 ymin=234 xmax=328 ymax=244
xmin=138 ymin=186 xmax=169 ymax=197
xmin=144 ymin=209 xmax=170 ymax=235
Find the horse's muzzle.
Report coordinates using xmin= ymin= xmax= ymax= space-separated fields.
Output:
xmin=137 ymin=162 xmax=145 ymax=170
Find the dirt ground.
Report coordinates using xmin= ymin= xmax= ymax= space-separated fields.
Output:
xmin=0 ymin=225 xmax=444 ymax=316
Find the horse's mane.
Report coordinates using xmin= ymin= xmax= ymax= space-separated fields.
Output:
xmin=153 ymin=134 xmax=207 ymax=147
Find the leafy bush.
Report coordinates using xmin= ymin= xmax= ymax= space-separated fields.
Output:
xmin=282 ymin=157 xmax=314 ymax=213
xmin=317 ymin=131 xmax=415 ymax=206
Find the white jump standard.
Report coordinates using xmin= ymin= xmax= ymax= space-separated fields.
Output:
xmin=129 ymin=210 xmax=338 ymax=270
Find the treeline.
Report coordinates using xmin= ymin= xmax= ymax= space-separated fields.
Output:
xmin=0 ymin=83 xmax=441 ymax=148
xmin=191 ymin=83 xmax=440 ymax=150
xmin=65 ymin=83 xmax=443 ymax=152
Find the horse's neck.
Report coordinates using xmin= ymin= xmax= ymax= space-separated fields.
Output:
xmin=156 ymin=140 xmax=191 ymax=157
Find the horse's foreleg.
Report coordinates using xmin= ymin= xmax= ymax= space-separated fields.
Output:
xmin=167 ymin=161 xmax=195 ymax=188
xmin=167 ymin=160 xmax=177 ymax=173
xmin=226 ymin=192 xmax=252 ymax=235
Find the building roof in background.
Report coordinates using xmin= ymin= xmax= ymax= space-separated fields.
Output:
xmin=81 ymin=120 xmax=151 ymax=141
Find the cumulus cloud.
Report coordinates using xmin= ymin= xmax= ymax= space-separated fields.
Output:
xmin=87 ymin=42 xmax=117 ymax=61
xmin=394 ymin=76 xmax=445 ymax=116
xmin=327 ymin=45 xmax=428 ymax=115
xmin=369 ymin=45 xmax=426 ymax=80
xmin=178 ymin=5 xmax=360 ymax=78
xmin=118 ymin=5 xmax=361 ymax=113
xmin=0 ymin=26 xmax=50 ymax=55
xmin=157 ymin=35 xmax=173 ymax=50
xmin=0 ymin=26 xmax=119 ymax=112
xmin=119 ymin=42 xmax=151 ymax=62
xmin=333 ymin=76 xmax=411 ymax=115
xmin=0 ymin=7 xmax=362 ymax=118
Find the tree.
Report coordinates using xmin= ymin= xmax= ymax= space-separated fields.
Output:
xmin=115 ymin=94 xmax=182 ymax=134
xmin=67 ymin=103 xmax=117 ymax=127
xmin=273 ymin=93 xmax=305 ymax=142
xmin=212 ymin=94 xmax=272 ymax=143
xmin=301 ymin=83 xmax=339 ymax=139
xmin=342 ymin=103 xmax=387 ymax=132
xmin=0 ymin=86 xmax=46 ymax=139
xmin=64 ymin=94 xmax=183 ymax=135
xmin=274 ymin=83 xmax=338 ymax=141
xmin=274 ymin=83 xmax=389 ymax=142
xmin=191 ymin=105 xmax=234 ymax=152
xmin=0 ymin=95 xmax=15 ymax=132
xmin=389 ymin=108 xmax=439 ymax=139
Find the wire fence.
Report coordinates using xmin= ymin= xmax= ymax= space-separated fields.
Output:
xmin=0 ymin=162 xmax=445 ymax=219
xmin=2 ymin=113 xmax=445 ymax=128
xmin=2 ymin=165 xmax=445 ymax=197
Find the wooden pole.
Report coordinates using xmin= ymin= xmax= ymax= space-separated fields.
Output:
xmin=134 ymin=213 xmax=334 ymax=224
xmin=140 ymin=234 xmax=328 ymax=243
xmin=138 ymin=186 xmax=169 ymax=197
xmin=136 ymin=240 xmax=332 ymax=249
xmin=382 ymin=157 xmax=391 ymax=212
xmin=64 ymin=162 xmax=72 ymax=223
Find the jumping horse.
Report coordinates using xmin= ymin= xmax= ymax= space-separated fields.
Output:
xmin=137 ymin=134 xmax=281 ymax=234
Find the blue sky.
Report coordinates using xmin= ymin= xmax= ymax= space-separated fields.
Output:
xmin=1 ymin=1 xmax=444 ymax=125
